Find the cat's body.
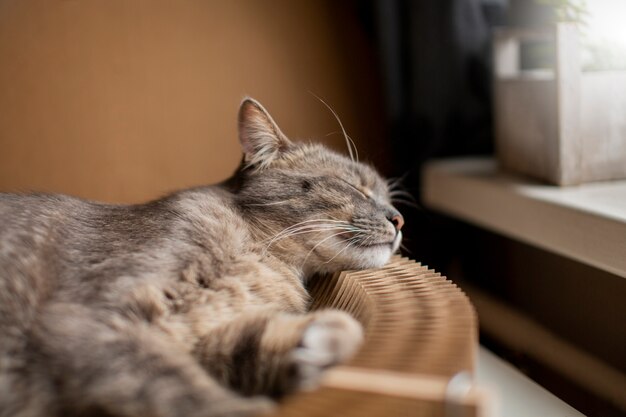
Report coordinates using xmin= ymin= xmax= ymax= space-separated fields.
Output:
xmin=0 ymin=99 xmax=403 ymax=417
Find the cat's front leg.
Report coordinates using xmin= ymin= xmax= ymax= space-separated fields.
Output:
xmin=288 ymin=309 xmax=364 ymax=390
xmin=33 ymin=303 xmax=272 ymax=417
xmin=195 ymin=309 xmax=363 ymax=398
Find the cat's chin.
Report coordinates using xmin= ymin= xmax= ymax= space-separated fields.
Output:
xmin=308 ymin=246 xmax=391 ymax=275
xmin=304 ymin=232 xmax=402 ymax=274
xmin=342 ymin=231 xmax=402 ymax=270
xmin=353 ymin=245 xmax=394 ymax=269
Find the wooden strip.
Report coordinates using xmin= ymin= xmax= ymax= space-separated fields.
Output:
xmin=280 ymin=256 xmax=484 ymax=416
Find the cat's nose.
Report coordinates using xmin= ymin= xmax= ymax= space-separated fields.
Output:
xmin=391 ymin=214 xmax=404 ymax=231
xmin=387 ymin=210 xmax=404 ymax=232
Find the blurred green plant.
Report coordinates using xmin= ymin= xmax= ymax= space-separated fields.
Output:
xmin=535 ymin=0 xmax=588 ymax=24
xmin=531 ymin=0 xmax=625 ymax=71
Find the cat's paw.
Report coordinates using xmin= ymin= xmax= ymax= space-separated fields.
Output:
xmin=290 ymin=310 xmax=363 ymax=390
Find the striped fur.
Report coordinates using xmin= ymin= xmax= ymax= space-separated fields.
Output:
xmin=0 ymin=98 xmax=401 ymax=417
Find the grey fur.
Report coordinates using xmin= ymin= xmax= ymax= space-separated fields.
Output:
xmin=0 ymin=98 xmax=402 ymax=417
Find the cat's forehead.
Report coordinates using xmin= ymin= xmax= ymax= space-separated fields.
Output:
xmin=283 ymin=143 xmax=385 ymax=188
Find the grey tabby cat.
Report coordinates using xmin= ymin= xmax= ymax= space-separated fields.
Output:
xmin=0 ymin=98 xmax=404 ymax=417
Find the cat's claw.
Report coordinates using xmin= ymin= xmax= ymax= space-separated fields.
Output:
xmin=290 ymin=310 xmax=363 ymax=390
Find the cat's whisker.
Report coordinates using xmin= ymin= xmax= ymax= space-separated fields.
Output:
xmin=265 ymin=219 xmax=352 ymax=241
xmin=387 ymin=170 xmax=410 ymax=187
xmin=277 ymin=218 xmax=352 ymax=230
xmin=267 ymin=225 xmax=357 ymax=246
xmin=301 ymin=230 xmax=356 ymax=268
xmin=390 ymin=196 xmax=412 ymax=202
xmin=400 ymin=242 xmax=411 ymax=255
xmin=325 ymin=232 xmax=368 ymax=256
xmin=264 ymin=225 xmax=348 ymax=250
xmin=345 ymin=134 xmax=359 ymax=163
xmin=338 ymin=232 xmax=367 ymax=248
xmin=391 ymin=199 xmax=421 ymax=209
xmin=262 ymin=222 xmax=362 ymax=255
xmin=263 ymin=225 xmax=326 ymax=246
xmin=266 ymin=220 xmax=355 ymax=242
xmin=273 ymin=219 xmax=357 ymax=236
xmin=324 ymin=234 xmax=365 ymax=264
xmin=389 ymin=190 xmax=415 ymax=200
xmin=361 ymin=234 xmax=377 ymax=247
xmin=386 ymin=173 xmax=411 ymax=199
xmin=386 ymin=176 xmax=399 ymax=188
xmin=327 ymin=214 xmax=348 ymax=223
xmin=386 ymin=176 xmax=400 ymax=187
xmin=324 ymin=243 xmax=354 ymax=264
xmin=309 ymin=92 xmax=358 ymax=163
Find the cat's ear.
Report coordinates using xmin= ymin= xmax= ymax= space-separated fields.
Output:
xmin=238 ymin=97 xmax=292 ymax=169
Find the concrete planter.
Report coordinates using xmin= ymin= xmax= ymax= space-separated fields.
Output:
xmin=494 ymin=24 xmax=626 ymax=185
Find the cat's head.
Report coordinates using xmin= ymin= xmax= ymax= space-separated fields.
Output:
xmin=234 ymin=98 xmax=403 ymax=275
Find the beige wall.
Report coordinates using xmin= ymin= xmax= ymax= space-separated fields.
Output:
xmin=0 ymin=0 xmax=385 ymax=203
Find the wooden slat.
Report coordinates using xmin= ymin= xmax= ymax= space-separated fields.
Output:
xmin=272 ymin=256 xmax=485 ymax=417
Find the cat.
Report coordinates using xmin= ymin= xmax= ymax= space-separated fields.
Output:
xmin=0 ymin=98 xmax=404 ymax=417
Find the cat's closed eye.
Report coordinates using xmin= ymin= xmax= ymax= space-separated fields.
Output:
xmin=340 ymin=178 xmax=371 ymax=200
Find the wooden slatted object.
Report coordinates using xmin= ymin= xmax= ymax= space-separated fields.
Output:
xmin=272 ymin=256 xmax=489 ymax=417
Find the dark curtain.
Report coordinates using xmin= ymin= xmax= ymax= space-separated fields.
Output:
xmin=359 ymin=0 xmax=506 ymax=266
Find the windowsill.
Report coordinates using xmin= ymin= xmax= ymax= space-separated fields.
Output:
xmin=422 ymin=157 xmax=626 ymax=279
xmin=478 ymin=346 xmax=585 ymax=417
xmin=422 ymin=156 xmax=626 ymax=415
